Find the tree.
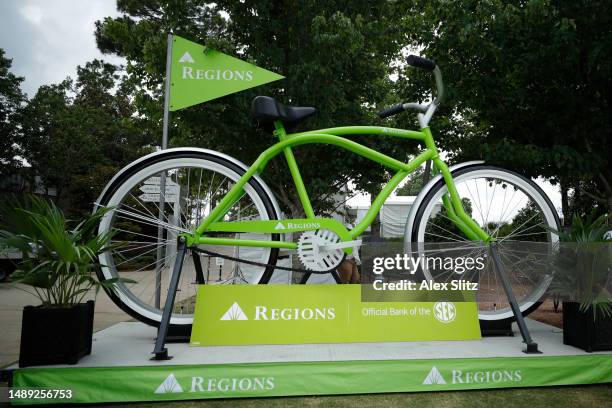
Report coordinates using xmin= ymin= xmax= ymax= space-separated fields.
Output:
xmin=19 ymin=60 xmax=154 ymax=216
xmin=0 ymin=49 xmax=26 ymax=179
xmin=399 ymin=0 xmax=612 ymax=219
xmin=95 ymin=0 xmax=416 ymax=218
xmin=396 ymin=168 xmax=424 ymax=196
xmin=504 ymin=201 xmax=547 ymax=242
xmin=18 ymin=80 xmax=73 ymax=198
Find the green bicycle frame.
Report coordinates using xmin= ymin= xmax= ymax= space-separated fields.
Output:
xmin=184 ymin=122 xmax=491 ymax=250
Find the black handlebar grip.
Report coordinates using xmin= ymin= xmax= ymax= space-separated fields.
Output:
xmin=378 ymin=104 xmax=405 ymax=119
xmin=407 ymin=55 xmax=436 ymax=71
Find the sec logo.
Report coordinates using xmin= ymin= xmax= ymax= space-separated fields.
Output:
xmin=433 ymin=302 xmax=456 ymax=323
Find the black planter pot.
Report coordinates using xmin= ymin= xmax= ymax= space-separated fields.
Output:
xmin=562 ymin=301 xmax=612 ymax=352
xmin=19 ymin=300 xmax=94 ymax=367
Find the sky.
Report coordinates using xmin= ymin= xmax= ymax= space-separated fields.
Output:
xmin=0 ymin=0 xmax=123 ymax=98
xmin=0 ymin=0 xmax=561 ymax=214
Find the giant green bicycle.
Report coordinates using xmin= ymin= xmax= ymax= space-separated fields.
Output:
xmin=96 ymin=56 xmax=560 ymax=333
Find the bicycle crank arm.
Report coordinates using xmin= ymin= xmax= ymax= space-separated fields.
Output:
xmin=319 ymin=240 xmax=362 ymax=251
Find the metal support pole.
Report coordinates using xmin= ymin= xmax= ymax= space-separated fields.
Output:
xmin=153 ymin=176 xmax=167 ymax=309
xmin=153 ymin=33 xmax=174 ymax=309
xmin=161 ymin=33 xmax=173 ymax=150
xmin=152 ymin=237 xmax=186 ymax=360
xmin=193 ymin=251 xmax=205 ymax=284
xmin=489 ymin=242 xmax=541 ymax=353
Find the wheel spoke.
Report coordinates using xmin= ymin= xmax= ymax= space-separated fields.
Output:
xmin=427 ymin=219 xmax=470 ymax=241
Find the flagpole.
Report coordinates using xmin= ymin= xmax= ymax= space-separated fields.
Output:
xmin=154 ymin=33 xmax=174 ymax=309
xmin=161 ymin=33 xmax=173 ymax=149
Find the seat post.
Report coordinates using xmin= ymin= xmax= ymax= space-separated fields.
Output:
xmin=273 ymin=120 xmax=287 ymax=139
xmin=273 ymin=121 xmax=315 ymax=219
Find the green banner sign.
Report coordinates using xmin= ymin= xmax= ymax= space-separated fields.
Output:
xmin=170 ymin=35 xmax=284 ymax=111
xmin=189 ymin=285 xmax=480 ymax=346
xmin=11 ymin=355 xmax=612 ymax=405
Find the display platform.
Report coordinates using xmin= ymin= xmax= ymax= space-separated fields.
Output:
xmin=4 ymin=319 xmax=611 ymax=405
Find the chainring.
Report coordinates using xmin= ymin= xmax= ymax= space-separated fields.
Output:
xmin=297 ymin=229 xmax=345 ymax=272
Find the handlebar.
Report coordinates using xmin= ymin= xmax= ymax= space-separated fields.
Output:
xmin=407 ymin=55 xmax=436 ymax=71
xmin=378 ymin=104 xmax=405 ymax=119
xmin=377 ymin=103 xmax=428 ymax=119
xmin=377 ymin=54 xmax=444 ymax=127
xmin=407 ymin=54 xmax=444 ymax=105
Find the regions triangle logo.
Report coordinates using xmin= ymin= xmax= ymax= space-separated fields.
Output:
xmin=220 ymin=302 xmax=248 ymax=320
xmin=154 ymin=373 xmax=183 ymax=394
xmin=178 ymin=51 xmax=195 ymax=63
xmin=423 ymin=366 xmax=446 ymax=385
xmin=274 ymin=222 xmax=285 ymax=230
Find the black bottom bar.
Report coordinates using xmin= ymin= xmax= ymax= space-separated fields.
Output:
xmin=480 ymin=319 xmax=514 ymax=337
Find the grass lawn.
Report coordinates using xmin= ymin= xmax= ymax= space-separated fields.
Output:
xmin=78 ymin=385 xmax=611 ymax=408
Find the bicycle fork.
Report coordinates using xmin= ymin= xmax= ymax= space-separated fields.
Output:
xmin=421 ymin=127 xmax=491 ymax=243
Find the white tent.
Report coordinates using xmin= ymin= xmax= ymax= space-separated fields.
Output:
xmin=351 ymin=206 xmax=371 ymax=232
xmin=380 ymin=196 xmax=416 ymax=238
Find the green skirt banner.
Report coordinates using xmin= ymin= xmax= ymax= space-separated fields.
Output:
xmin=189 ymin=284 xmax=480 ymax=346
xmin=11 ymin=355 xmax=612 ymax=405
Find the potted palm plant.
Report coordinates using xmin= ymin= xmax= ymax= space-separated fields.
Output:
xmin=550 ymin=213 xmax=612 ymax=352
xmin=0 ymin=196 xmax=125 ymax=367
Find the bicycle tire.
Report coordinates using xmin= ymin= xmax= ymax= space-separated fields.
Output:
xmin=96 ymin=150 xmax=280 ymax=332
xmin=409 ymin=165 xmax=560 ymax=325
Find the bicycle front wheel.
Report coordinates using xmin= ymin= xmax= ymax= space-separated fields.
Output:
xmin=96 ymin=150 xmax=280 ymax=332
xmin=408 ymin=165 xmax=560 ymax=323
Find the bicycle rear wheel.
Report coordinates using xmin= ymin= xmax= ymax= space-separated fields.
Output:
xmin=96 ymin=150 xmax=280 ymax=332
xmin=408 ymin=165 xmax=560 ymax=323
